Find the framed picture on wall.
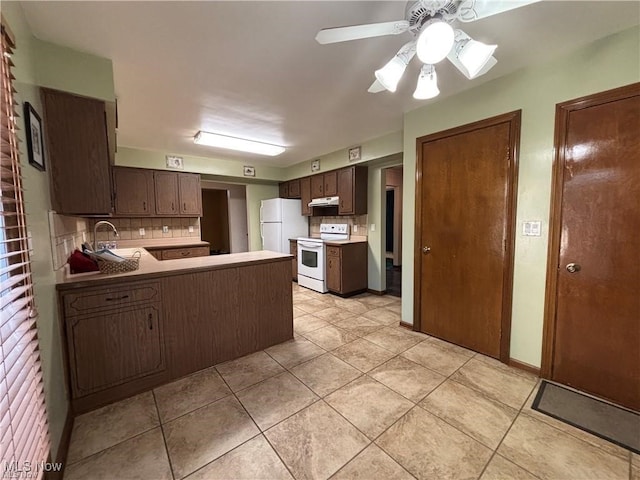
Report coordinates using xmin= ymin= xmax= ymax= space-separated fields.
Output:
xmin=24 ymin=102 xmax=46 ymax=171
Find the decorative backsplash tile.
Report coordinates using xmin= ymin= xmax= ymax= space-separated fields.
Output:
xmin=48 ymin=212 xmax=90 ymax=271
xmin=310 ymin=215 xmax=368 ymax=237
xmin=90 ymin=217 xmax=201 ymax=241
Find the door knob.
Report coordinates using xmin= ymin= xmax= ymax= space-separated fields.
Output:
xmin=566 ymin=263 xmax=581 ymax=273
xmin=422 ymin=246 xmax=431 ymax=254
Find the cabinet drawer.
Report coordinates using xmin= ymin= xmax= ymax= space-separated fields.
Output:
xmin=64 ymin=282 xmax=160 ymax=316
xmin=161 ymin=246 xmax=209 ymax=260
xmin=326 ymin=246 xmax=341 ymax=257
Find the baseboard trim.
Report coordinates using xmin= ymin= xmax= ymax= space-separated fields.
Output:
xmin=45 ymin=408 xmax=74 ymax=480
xmin=399 ymin=321 xmax=414 ymax=330
xmin=367 ymin=289 xmax=386 ymax=296
xmin=509 ymin=358 xmax=541 ymax=376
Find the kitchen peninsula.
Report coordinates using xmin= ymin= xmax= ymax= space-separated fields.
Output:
xmin=57 ymin=250 xmax=293 ymax=413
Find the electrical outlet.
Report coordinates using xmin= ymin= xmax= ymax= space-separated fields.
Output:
xmin=188 ymin=226 xmax=194 ymax=233
xmin=162 ymin=225 xmax=169 ymax=234
xmin=370 ymin=224 xmax=376 ymax=232
xmin=139 ymin=228 xmax=145 ymax=236
xmin=353 ymin=225 xmax=358 ymax=233
xmin=63 ymin=238 xmax=69 ymax=255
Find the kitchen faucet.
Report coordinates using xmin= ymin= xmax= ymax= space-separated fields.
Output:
xmin=93 ymin=221 xmax=119 ymax=250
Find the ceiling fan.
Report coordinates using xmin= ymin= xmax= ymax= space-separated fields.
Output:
xmin=315 ymin=0 xmax=539 ymax=99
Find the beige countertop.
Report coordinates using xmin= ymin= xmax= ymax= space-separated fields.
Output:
xmin=116 ymin=238 xmax=210 ymax=249
xmin=57 ymin=249 xmax=291 ymax=290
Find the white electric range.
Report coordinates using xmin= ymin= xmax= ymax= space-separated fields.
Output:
xmin=297 ymin=224 xmax=349 ymax=293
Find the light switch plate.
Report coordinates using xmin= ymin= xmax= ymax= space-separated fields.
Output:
xmin=370 ymin=224 xmax=376 ymax=232
xmin=162 ymin=226 xmax=169 ymax=233
xmin=188 ymin=226 xmax=194 ymax=233
xmin=523 ymin=221 xmax=542 ymax=236
xmin=139 ymin=228 xmax=145 ymax=236
xmin=353 ymin=225 xmax=358 ymax=233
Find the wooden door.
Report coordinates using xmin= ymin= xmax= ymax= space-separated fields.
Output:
xmin=154 ymin=172 xmax=179 ymax=215
xmin=415 ymin=112 xmax=520 ymax=360
xmin=338 ymin=167 xmax=354 ymax=214
xmin=326 ymin=255 xmax=341 ymax=293
xmin=543 ymin=84 xmax=640 ymax=410
xmin=300 ymin=177 xmax=312 ymax=216
xmin=311 ymin=174 xmax=324 ymax=198
xmin=324 ymin=171 xmax=338 ymax=196
xmin=113 ymin=167 xmax=154 ymax=215
xmin=178 ymin=173 xmax=202 ymax=215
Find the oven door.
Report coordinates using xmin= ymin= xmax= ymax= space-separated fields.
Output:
xmin=297 ymin=241 xmax=325 ymax=281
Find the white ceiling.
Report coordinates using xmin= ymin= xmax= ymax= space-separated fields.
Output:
xmin=20 ymin=1 xmax=640 ymax=167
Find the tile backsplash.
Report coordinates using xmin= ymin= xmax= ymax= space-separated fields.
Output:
xmin=310 ymin=215 xmax=368 ymax=237
xmin=48 ymin=212 xmax=91 ymax=270
xmin=90 ymin=217 xmax=201 ymax=242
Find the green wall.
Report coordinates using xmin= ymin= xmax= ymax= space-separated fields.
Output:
xmin=116 ymin=146 xmax=284 ymax=181
xmin=402 ymin=26 xmax=640 ymax=367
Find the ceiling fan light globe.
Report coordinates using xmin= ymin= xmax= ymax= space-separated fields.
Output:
xmin=416 ymin=21 xmax=455 ymax=64
xmin=374 ymin=56 xmax=407 ymax=93
xmin=413 ymin=65 xmax=440 ymax=100
xmin=458 ymin=40 xmax=497 ymax=78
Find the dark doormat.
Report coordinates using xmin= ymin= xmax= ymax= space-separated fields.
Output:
xmin=532 ymin=380 xmax=640 ymax=454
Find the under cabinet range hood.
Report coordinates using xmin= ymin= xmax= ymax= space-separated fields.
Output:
xmin=309 ymin=196 xmax=339 ymax=207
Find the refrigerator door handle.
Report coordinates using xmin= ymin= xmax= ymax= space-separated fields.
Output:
xmin=260 ymin=223 xmax=264 ymax=247
xmin=259 ymin=204 xmax=264 ymax=224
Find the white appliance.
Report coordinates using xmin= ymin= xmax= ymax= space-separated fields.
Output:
xmin=298 ymin=224 xmax=349 ymax=293
xmin=260 ymin=198 xmax=308 ymax=254
xmin=309 ymin=196 xmax=339 ymax=207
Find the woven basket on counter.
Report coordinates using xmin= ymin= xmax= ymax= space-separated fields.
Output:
xmin=96 ymin=250 xmax=141 ymax=274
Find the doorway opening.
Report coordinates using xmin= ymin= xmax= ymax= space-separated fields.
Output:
xmin=200 ymin=181 xmax=249 ymax=255
xmin=383 ymin=166 xmax=403 ymax=297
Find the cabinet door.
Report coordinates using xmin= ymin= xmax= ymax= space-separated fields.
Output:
xmin=113 ymin=167 xmax=155 ymax=216
xmin=178 ymin=173 xmax=202 ymax=215
xmin=67 ymin=304 xmax=164 ymax=396
xmin=311 ymin=175 xmax=324 ymax=198
xmin=324 ymin=171 xmax=338 ymax=196
xmin=300 ymin=177 xmax=312 ymax=216
xmin=154 ymin=172 xmax=179 ymax=215
xmin=41 ymin=88 xmax=113 ymax=215
xmin=279 ymin=182 xmax=289 ymax=198
xmin=288 ymin=179 xmax=301 ymax=198
xmin=338 ymin=167 xmax=354 ymax=214
xmin=327 ymin=255 xmax=342 ymax=293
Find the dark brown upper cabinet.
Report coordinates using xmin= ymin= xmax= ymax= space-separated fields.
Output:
xmin=113 ymin=167 xmax=155 ymax=216
xmin=300 ymin=177 xmax=311 ymax=216
xmin=338 ymin=166 xmax=368 ymax=215
xmin=310 ymin=174 xmax=324 ymax=198
xmin=288 ymin=179 xmax=301 ymax=198
xmin=279 ymin=182 xmax=289 ymax=199
xmin=178 ymin=173 xmax=202 ymax=215
xmin=323 ymin=171 xmax=338 ymax=196
xmin=41 ymin=88 xmax=114 ymax=215
xmin=154 ymin=171 xmax=179 ymax=216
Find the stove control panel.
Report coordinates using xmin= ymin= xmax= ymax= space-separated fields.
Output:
xmin=319 ymin=223 xmax=349 ymax=235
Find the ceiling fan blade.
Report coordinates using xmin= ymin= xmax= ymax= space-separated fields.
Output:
xmin=457 ymin=0 xmax=540 ymax=22
xmin=315 ymin=20 xmax=410 ymax=44
xmin=368 ymin=80 xmax=386 ymax=93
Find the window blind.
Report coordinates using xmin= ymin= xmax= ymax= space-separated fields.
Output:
xmin=0 ymin=18 xmax=50 ymax=478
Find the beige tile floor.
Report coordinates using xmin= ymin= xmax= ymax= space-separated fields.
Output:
xmin=63 ymin=283 xmax=636 ymax=480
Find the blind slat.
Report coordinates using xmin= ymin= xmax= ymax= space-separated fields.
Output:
xmin=0 ymin=285 xmax=29 ymax=310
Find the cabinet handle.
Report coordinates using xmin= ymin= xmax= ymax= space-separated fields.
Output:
xmin=143 ymin=201 xmax=147 ymax=211
xmin=171 ymin=202 xmax=175 ymax=211
xmin=181 ymin=251 xmax=190 ymax=256
xmin=105 ymin=295 xmax=129 ymax=301
xmin=183 ymin=202 xmax=187 ymax=211
xmin=148 ymin=313 xmax=153 ymax=330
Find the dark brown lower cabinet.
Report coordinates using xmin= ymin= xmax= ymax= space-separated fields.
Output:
xmin=326 ymin=243 xmax=368 ymax=296
xmin=58 ymin=258 xmax=293 ymax=413
xmin=290 ymin=240 xmax=298 ymax=281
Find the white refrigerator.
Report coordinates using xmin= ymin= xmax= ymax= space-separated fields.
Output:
xmin=260 ymin=198 xmax=308 ymax=253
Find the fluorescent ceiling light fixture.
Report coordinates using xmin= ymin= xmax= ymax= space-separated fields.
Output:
xmin=413 ymin=65 xmax=440 ymax=100
xmin=416 ymin=19 xmax=455 ymax=64
xmin=193 ymin=131 xmax=285 ymax=156
xmin=375 ymin=41 xmax=416 ymax=92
